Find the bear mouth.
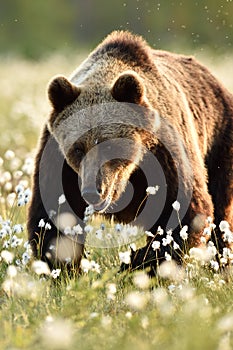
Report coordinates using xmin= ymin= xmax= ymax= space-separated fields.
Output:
xmin=92 ymin=196 xmax=112 ymax=213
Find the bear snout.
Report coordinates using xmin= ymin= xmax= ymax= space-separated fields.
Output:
xmin=81 ymin=187 xmax=101 ymax=206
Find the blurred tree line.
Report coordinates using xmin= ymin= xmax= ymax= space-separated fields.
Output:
xmin=0 ymin=0 xmax=232 ymax=59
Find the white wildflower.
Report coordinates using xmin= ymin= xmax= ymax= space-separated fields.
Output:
xmin=200 ymin=236 xmax=207 ymax=244
xmin=40 ymin=318 xmax=74 ymax=349
xmin=165 ymin=252 xmax=172 ymax=261
xmin=219 ymin=220 xmax=230 ymax=232
xmin=115 ymin=223 xmax=122 ymax=232
xmin=32 ymin=260 xmax=50 ymax=275
xmin=145 ymin=230 xmax=154 ymax=238
xmin=85 ymin=205 xmax=94 ymax=216
xmin=1 ymin=250 xmax=14 ymax=264
xmin=223 ymin=229 xmax=233 ymax=243
xmin=210 ymin=260 xmax=219 ymax=271
xmin=96 ymin=229 xmax=103 ymax=240
xmin=4 ymin=150 xmax=15 ymax=160
xmin=207 ymin=241 xmax=217 ymax=258
xmin=58 ymin=194 xmax=66 ymax=205
xmin=11 ymin=235 xmax=23 ymax=248
xmin=180 ymin=225 xmax=188 ymax=240
xmin=203 ymin=227 xmax=211 ymax=236
xmin=22 ymin=252 xmax=31 ymax=265
xmin=73 ymin=224 xmax=83 ymax=235
xmin=119 ymin=251 xmax=131 ymax=265
xmin=80 ymin=259 xmax=91 ymax=273
xmin=84 ymin=225 xmax=93 ymax=233
xmin=130 ymin=243 xmax=137 ymax=251
xmin=157 ymin=226 xmax=164 ymax=235
xmin=106 ymin=283 xmax=117 ymax=300
xmin=64 ymin=226 xmax=72 ymax=235
xmin=125 ymin=312 xmax=133 ymax=319
xmin=45 ymin=223 xmax=52 ymax=230
xmin=172 ymin=200 xmax=180 ymax=211
xmin=125 ymin=291 xmax=148 ymax=310
xmin=168 ymin=284 xmax=176 ymax=293
xmin=12 ymin=224 xmax=23 ymax=234
xmin=152 ymin=240 xmax=160 ymax=250
xmin=38 ymin=219 xmax=45 ymax=228
xmin=51 ymin=269 xmax=61 ymax=279
xmin=133 ymin=271 xmax=150 ymax=289
xmin=7 ymin=265 xmax=17 ymax=278
xmin=173 ymin=241 xmax=180 ymax=250
xmin=146 ymin=185 xmax=159 ymax=195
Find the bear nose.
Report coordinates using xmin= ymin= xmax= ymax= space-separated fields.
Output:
xmin=82 ymin=188 xmax=101 ymax=205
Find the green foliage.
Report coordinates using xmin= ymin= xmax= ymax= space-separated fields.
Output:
xmin=0 ymin=1 xmax=233 ymax=58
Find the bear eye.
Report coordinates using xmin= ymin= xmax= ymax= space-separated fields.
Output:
xmin=76 ymin=148 xmax=84 ymax=157
xmin=74 ymin=144 xmax=85 ymax=160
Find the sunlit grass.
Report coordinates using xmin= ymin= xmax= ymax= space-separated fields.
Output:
xmin=0 ymin=52 xmax=233 ymax=350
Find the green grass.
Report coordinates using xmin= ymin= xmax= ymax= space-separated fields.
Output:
xmin=0 ymin=53 xmax=233 ymax=350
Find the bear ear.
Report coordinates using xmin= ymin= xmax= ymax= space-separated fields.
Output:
xmin=48 ymin=76 xmax=81 ymax=112
xmin=111 ymin=71 xmax=145 ymax=104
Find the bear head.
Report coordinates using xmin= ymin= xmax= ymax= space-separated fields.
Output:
xmin=47 ymin=71 xmax=160 ymax=213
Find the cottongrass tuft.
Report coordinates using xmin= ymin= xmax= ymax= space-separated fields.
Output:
xmin=39 ymin=317 xmax=74 ymax=350
xmin=125 ymin=291 xmax=149 ymax=310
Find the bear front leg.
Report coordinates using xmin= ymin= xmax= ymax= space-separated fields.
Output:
xmin=129 ymin=178 xmax=214 ymax=276
xmin=27 ymin=125 xmax=86 ymax=271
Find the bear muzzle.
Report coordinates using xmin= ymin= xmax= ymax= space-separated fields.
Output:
xmin=81 ymin=187 xmax=112 ymax=212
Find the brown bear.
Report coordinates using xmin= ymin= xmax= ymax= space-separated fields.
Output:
xmin=27 ymin=31 xmax=233 ymax=274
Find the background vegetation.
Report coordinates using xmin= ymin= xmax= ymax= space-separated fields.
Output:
xmin=0 ymin=1 xmax=233 ymax=349
xmin=0 ymin=0 xmax=233 ymax=58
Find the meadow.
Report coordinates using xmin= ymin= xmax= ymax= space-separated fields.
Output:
xmin=0 ymin=51 xmax=233 ymax=350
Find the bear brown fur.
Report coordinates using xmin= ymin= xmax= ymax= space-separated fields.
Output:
xmin=27 ymin=31 xmax=233 ymax=274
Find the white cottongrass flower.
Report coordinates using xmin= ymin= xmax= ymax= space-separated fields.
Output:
xmin=1 ymin=250 xmax=14 ymax=264
xmin=157 ymin=226 xmax=164 ymax=235
xmin=96 ymin=229 xmax=103 ymax=240
xmin=207 ymin=241 xmax=217 ymax=259
xmin=217 ymin=313 xmax=233 ymax=333
xmin=45 ymin=223 xmax=52 ymax=230
xmin=152 ymin=240 xmax=160 ymax=250
xmin=119 ymin=251 xmax=131 ymax=265
xmin=38 ymin=219 xmax=45 ymax=228
xmin=189 ymin=247 xmax=211 ymax=262
xmin=32 ymin=260 xmax=50 ymax=275
xmin=222 ymin=229 xmax=233 ymax=243
xmin=12 ymin=224 xmax=23 ymax=234
xmin=180 ymin=225 xmax=188 ymax=240
xmin=73 ymin=224 xmax=83 ymax=235
xmin=22 ymin=252 xmax=31 ymax=265
xmin=115 ymin=223 xmax=122 ymax=232
xmin=7 ymin=265 xmax=18 ymax=278
xmin=158 ymin=260 xmax=184 ymax=281
xmin=11 ymin=235 xmax=23 ymax=248
xmin=145 ymin=230 xmax=154 ymax=238
xmin=80 ymin=259 xmax=100 ymax=273
xmin=125 ymin=291 xmax=149 ymax=310
xmin=58 ymin=194 xmax=66 ymax=205
xmin=40 ymin=317 xmax=74 ymax=349
xmin=165 ymin=252 xmax=172 ymax=261
xmin=106 ymin=283 xmax=117 ymax=300
xmin=172 ymin=200 xmax=180 ymax=211
xmin=4 ymin=150 xmax=15 ymax=160
xmin=146 ymin=185 xmax=159 ymax=195
xmin=173 ymin=241 xmax=180 ymax=250
xmin=219 ymin=220 xmax=230 ymax=232
xmin=130 ymin=243 xmax=136 ymax=252
xmin=51 ymin=269 xmax=61 ymax=279
xmin=210 ymin=260 xmax=219 ymax=271
xmin=84 ymin=225 xmax=93 ymax=233
xmin=133 ymin=271 xmax=150 ymax=289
